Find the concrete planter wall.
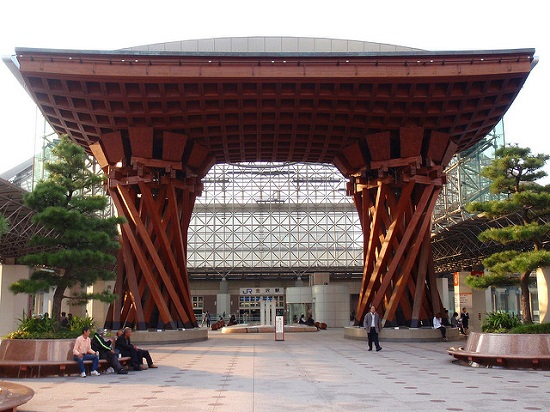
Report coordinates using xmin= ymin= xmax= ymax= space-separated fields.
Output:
xmin=344 ymin=326 xmax=461 ymax=342
xmin=447 ymin=331 xmax=550 ymax=369
xmin=0 ymin=339 xmax=74 ymax=363
xmin=0 ymin=330 xmax=209 ymax=377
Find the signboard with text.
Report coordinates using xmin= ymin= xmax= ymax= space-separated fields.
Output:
xmin=459 ymin=292 xmax=473 ymax=308
xmin=275 ymin=315 xmax=285 ymax=341
xmin=240 ymin=287 xmax=284 ymax=296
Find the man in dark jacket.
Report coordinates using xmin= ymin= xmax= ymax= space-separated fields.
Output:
xmin=363 ymin=305 xmax=382 ymax=351
xmin=116 ymin=327 xmax=157 ymax=371
xmin=460 ymin=307 xmax=470 ymax=335
xmin=92 ymin=329 xmax=128 ymax=374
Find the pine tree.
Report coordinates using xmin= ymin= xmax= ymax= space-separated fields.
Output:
xmin=10 ymin=136 xmax=124 ymax=323
xmin=465 ymin=145 xmax=550 ymax=323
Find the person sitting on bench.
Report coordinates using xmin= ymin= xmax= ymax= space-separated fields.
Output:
xmin=92 ymin=328 xmax=128 ymax=374
xmin=116 ymin=327 xmax=157 ymax=371
xmin=73 ymin=326 xmax=100 ymax=378
xmin=433 ymin=313 xmax=448 ymax=341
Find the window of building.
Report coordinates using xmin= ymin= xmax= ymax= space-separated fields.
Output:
xmin=192 ymin=296 xmax=204 ymax=309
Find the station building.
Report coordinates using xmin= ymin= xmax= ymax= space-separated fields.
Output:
xmin=1 ymin=37 xmax=547 ymax=334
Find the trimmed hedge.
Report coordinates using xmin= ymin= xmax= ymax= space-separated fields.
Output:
xmin=509 ymin=323 xmax=550 ymax=334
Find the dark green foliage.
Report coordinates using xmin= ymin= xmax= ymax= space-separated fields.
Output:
xmin=10 ymin=135 xmax=124 ymax=321
xmin=465 ymin=273 xmax=519 ymax=289
xmin=510 ymin=322 xmax=550 ymax=334
xmin=0 ymin=215 xmax=8 ymax=236
xmin=67 ymin=314 xmax=96 ymax=334
xmin=4 ymin=313 xmax=96 ymax=339
xmin=480 ymin=146 xmax=549 ymax=195
xmin=482 ymin=311 xmax=522 ymax=333
xmin=465 ymin=145 xmax=550 ymax=323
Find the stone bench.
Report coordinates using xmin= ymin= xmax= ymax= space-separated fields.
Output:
xmin=447 ymin=331 xmax=550 ymax=369
xmin=0 ymin=339 xmax=130 ymax=378
xmin=344 ymin=326 xmax=461 ymax=342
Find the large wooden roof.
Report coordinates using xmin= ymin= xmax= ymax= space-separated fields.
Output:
xmin=8 ymin=38 xmax=536 ymax=169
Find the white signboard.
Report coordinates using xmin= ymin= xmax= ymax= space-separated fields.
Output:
xmin=240 ymin=287 xmax=284 ymax=296
xmin=459 ymin=292 xmax=473 ymax=308
xmin=275 ymin=315 xmax=285 ymax=341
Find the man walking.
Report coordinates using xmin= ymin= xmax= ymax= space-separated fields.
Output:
xmin=363 ymin=305 xmax=382 ymax=352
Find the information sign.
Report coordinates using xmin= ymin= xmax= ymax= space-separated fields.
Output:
xmin=275 ymin=315 xmax=285 ymax=341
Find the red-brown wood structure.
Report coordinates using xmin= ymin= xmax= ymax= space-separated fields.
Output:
xmin=89 ymin=128 xmax=214 ymax=329
xmin=336 ymin=128 xmax=455 ymax=326
xmin=8 ymin=39 xmax=536 ymax=328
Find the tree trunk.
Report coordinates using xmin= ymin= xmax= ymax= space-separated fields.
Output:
xmin=519 ymin=271 xmax=532 ymax=324
xmin=51 ymin=286 xmax=66 ymax=323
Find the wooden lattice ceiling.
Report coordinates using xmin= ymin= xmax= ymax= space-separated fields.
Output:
xmin=11 ymin=47 xmax=536 ymax=168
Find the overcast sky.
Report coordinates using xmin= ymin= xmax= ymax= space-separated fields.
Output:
xmin=0 ymin=1 xmax=547 ymax=180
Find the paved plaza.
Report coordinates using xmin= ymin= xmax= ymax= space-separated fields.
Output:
xmin=8 ymin=329 xmax=550 ymax=411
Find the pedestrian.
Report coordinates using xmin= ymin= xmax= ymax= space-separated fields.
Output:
xmin=433 ymin=312 xmax=448 ymax=341
xmin=363 ymin=305 xmax=382 ymax=351
xmin=72 ymin=326 xmax=100 ymax=378
xmin=206 ymin=311 xmax=211 ymax=328
xmin=92 ymin=328 xmax=128 ymax=374
xmin=451 ymin=311 xmax=459 ymax=328
xmin=460 ymin=307 xmax=470 ymax=335
xmin=442 ymin=309 xmax=450 ymax=326
xmin=116 ymin=327 xmax=157 ymax=371
xmin=60 ymin=312 xmax=69 ymax=328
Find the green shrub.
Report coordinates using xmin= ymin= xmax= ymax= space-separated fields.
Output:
xmin=482 ymin=311 xmax=522 ymax=333
xmin=509 ymin=323 xmax=550 ymax=334
xmin=4 ymin=313 xmax=97 ymax=339
xmin=69 ymin=315 xmax=96 ymax=333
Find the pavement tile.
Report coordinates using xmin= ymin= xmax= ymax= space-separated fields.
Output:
xmin=4 ymin=329 xmax=550 ymax=411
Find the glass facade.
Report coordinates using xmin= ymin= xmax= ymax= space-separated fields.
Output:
xmin=490 ymin=286 xmax=539 ymax=323
xmin=433 ymin=121 xmax=505 ymax=232
xmin=187 ymin=162 xmax=363 ymax=270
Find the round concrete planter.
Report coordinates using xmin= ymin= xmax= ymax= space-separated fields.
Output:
xmin=447 ymin=331 xmax=550 ymax=369
xmin=0 ymin=380 xmax=34 ymax=410
xmin=220 ymin=324 xmax=317 ymax=334
xmin=344 ymin=326 xmax=461 ymax=342
xmin=129 ymin=328 xmax=208 ymax=344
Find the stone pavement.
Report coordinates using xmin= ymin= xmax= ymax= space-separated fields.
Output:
xmin=8 ymin=329 xmax=550 ymax=411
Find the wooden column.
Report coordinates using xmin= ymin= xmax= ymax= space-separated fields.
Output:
xmin=92 ymin=128 xmax=214 ymax=330
xmin=335 ymin=127 xmax=457 ymax=327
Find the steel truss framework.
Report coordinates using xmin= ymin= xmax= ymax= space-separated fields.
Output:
xmin=0 ymin=177 xmax=55 ymax=261
xmin=432 ymin=212 xmax=550 ymax=273
xmin=188 ymin=162 xmax=363 ymax=272
xmin=433 ymin=122 xmax=505 ymax=233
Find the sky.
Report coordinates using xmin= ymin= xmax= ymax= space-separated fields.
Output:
xmin=0 ymin=1 xmax=548 ymax=180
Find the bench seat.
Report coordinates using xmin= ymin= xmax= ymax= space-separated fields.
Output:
xmin=0 ymin=338 xmax=131 ymax=378
xmin=447 ymin=332 xmax=550 ymax=369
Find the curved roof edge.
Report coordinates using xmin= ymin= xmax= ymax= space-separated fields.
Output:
xmin=122 ymin=36 xmax=424 ymax=54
